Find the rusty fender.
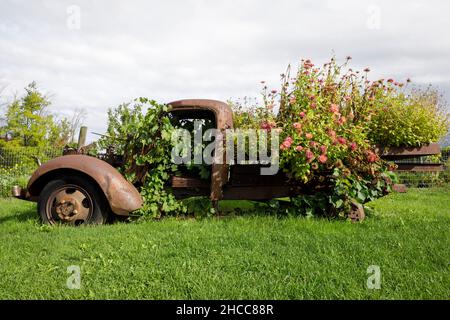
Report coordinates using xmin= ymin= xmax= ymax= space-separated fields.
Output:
xmin=26 ymin=155 xmax=143 ymax=216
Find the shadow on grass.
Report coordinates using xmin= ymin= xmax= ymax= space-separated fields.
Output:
xmin=0 ymin=205 xmax=38 ymax=224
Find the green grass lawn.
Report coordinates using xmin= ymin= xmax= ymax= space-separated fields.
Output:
xmin=0 ymin=188 xmax=449 ymax=299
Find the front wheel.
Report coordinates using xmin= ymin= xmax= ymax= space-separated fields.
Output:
xmin=38 ymin=176 xmax=109 ymax=225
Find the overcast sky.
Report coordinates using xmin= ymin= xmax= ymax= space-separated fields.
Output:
xmin=1 ymin=0 xmax=449 ymax=143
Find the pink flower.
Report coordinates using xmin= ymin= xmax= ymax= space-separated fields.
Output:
xmin=337 ymin=137 xmax=347 ymax=145
xmin=295 ymin=145 xmax=304 ymax=152
xmin=282 ymin=136 xmax=293 ymax=149
xmin=319 ymin=145 xmax=327 ymax=154
xmin=260 ymin=121 xmax=270 ymax=130
xmin=318 ymin=154 xmax=328 ymax=164
xmin=309 ymin=94 xmax=316 ymax=101
xmin=305 ymin=133 xmax=313 ymax=140
xmin=293 ymin=122 xmax=302 ymax=130
xmin=349 ymin=142 xmax=357 ymax=151
xmin=367 ymin=151 xmax=378 ymax=163
xmin=329 ymin=103 xmax=339 ymax=114
xmin=303 ymin=59 xmax=314 ymax=69
xmin=309 ymin=141 xmax=318 ymax=148
xmin=260 ymin=121 xmax=275 ymax=130
xmin=337 ymin=116 xmax=347 ymax=125
xmin=299 ymin=111 xmax=306 ymax=118
xmin=289 ymin=97 xmax=297 ymax=104
xmin=305 ymin=149 xmax=315 ymax=162
xmin=344 ymin=96 xmax=352 ymax=102
xmin=327 ymin=129 xmax=336 ymax=138
xmin=310 ymin=102 xmax=317 ymax=109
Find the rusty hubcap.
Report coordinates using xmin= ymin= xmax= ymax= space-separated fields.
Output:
xmin=46 ymin=185 xmax=93 ymax=225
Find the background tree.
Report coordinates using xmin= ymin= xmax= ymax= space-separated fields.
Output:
xmin=1 ymin=82 xmax=67 ymax=147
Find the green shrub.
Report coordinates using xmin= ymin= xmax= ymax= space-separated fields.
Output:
xmin=369 ymin=88 xmax=449 ymax=147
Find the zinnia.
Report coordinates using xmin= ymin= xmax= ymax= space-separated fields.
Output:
xmin=305 ymin=149 xmax=314 ymax=162
xmin=327 ymin=129 xmax=336 ymax=138
xmin=330 ymin=103 xmax=339 ymax=113
xmin=293 ymin=122 xmax=302 ymax=130
xmin=318 ymin=154 xmax=328 ymax=163
xmin=337 ymin=137 xmax=347 ymax=145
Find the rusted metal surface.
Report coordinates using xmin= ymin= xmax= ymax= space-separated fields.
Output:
xmin=222 ymin=186 xmax=293 ymax=200
xmin=378 ymin=143 xmax=443 ymax=173
xmin=168 ymin=99 xmax=233 ymax=201
xmin=26 ymin=155 xmax=142 ymax=216
xmin=229 ymin=165 xmax=287 ymax=186
xmin=395 ymin=163 xmax=443 ymax=172
xmin=171 ymin=176 xmax=210 ymax=188
xmin=377 ymin=143 xmax=441 ymax=159
xmin=47 ymin=184 xmax=93 ymax=224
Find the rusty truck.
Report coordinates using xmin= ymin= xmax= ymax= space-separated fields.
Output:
xmin=12 ymin=99 xmax=301 ymax=225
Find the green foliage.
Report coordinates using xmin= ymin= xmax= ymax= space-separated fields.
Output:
xmin=182 ymin=197 xmax=216 ymax=218
xmin=368 ymin=87 xmax=449 ymax=147
xmin=107 ymin=98 xmax=186 ymax=218
xmin=97 ymin=102 xmax=143 ymax=154
xmin=236 ymin=57 xmax=398 ymax=218
xmin=0 ymin=82 xmax=69 ymax=147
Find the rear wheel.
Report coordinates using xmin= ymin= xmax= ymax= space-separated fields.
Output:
xmin=38 ymin=176 xmax=109 ymax=225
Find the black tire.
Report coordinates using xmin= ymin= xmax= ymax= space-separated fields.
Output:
xmin=38 ymin=175 xmax=109 ymax=225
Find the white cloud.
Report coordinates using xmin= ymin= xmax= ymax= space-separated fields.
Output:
xmin=0 ymin=0 xmax=449 ymax=142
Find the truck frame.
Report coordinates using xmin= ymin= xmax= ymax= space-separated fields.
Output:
xmin=13 ymin=99 xmax=297 ymax=225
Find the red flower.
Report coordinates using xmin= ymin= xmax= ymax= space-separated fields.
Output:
xmin=318 ymin=154 xmax=328 ymax=163
xmin=299 ymin=111 xmax=306 ymax=118
xmin=367 ymin=151 xmax=378 ymax=163
xmin=329 ymin=103 xmax=339 ymax=113
xmin=349 ymin=142 xmax=357 ymax=151
xmin=260 ymin=121 xmax=270 ymax=130
xmin=319 ymin=145 xmax=327 ymax=154
xmin=295 ymin=145 xmax=303 ymax=152
xmin=337 ymin=137 xmax=347 ymax=145
xmin=305 ymin=133 xmax=313 ymax=140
